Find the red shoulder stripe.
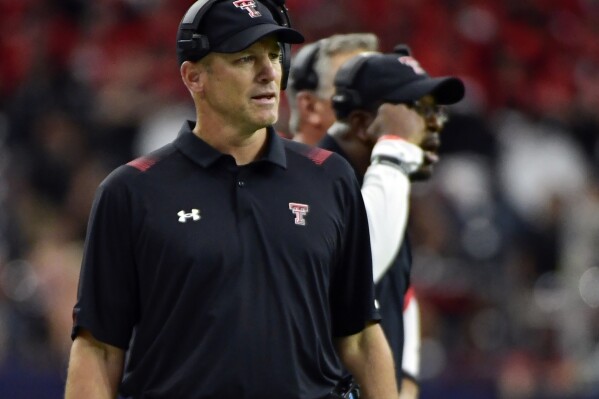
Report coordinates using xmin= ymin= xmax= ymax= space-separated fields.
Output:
xmin=127 ymin=157 xmax=157 ymax=172
xmin=306 ymin=147 xmax=333 ymax=165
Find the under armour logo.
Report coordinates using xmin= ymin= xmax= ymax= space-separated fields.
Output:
xmin=232 ymin=0 xmax=261 ymax=17
xmin=178 ymin=209 xmax=201 ymax=223
xmin=289 ymin=203 xmax=309 ymax=226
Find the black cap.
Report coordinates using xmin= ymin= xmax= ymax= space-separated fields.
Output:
xmin=332 ymin=52 xmax=465 ymax=116
xmin=177 ymin=0 xmax=304 ymax=64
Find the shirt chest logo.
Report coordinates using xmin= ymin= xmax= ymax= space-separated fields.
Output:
xmin=289 ymin=202 xmax=309 ymax=226
xmin=177 ymin=209 xmax=201 ymax=223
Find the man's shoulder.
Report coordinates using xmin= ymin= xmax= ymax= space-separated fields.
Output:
xmin=101 ymin=143 xmax=179 ymax=190
xmin=282 ymin=137 xmax=351 ymax=173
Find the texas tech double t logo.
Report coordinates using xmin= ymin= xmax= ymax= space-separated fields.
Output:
xmin=232 ymin=0 xmax=261 ymax=17
xmin=289 ymin=203 xmax=309 ymax=226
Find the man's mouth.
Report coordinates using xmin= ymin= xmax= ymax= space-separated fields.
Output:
xmin=421 ymin=135 xmax=440 ymax=165
xmin=251 ymin=93 xmax=277 ymax=105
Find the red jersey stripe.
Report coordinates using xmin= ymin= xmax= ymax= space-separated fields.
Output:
xmin=306 ymin=148 xmax=333 ymax=165
xmin=127 ymin=157 xmax=157 ymax=172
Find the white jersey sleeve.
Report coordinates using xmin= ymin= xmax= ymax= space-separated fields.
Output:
xmin=362 ymin=163 xmax=411 ymax=283
xmin=362 ymin=137 xmax=422 ymax=283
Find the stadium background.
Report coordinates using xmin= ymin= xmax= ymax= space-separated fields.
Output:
xmin=0 ymin=0 xmax=598 ymax=398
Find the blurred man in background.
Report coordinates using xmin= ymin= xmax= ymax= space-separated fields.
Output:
xmin=286 ymin=33 xmax=378 ymax=145
xmin=287 ymin=37 xmax=440 ymax=398
xmin=318 ymin=49 xmax=464 ymax=397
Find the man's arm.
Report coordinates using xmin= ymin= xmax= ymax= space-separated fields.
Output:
xmin=65 ymin=329 xmax=125 ymax=399
xmin=362 ymin=103 xmax=425 ymax=282
xmin=399 ymin=378 xmax=419 ymax=399
xmin=362 ymin=161 xmax=412 ymax=283
xmin=335 ymin=322 xmax=398 ymax=399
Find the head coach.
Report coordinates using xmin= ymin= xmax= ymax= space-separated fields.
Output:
xmin=64 ymin=1 xmax=398 ymax=398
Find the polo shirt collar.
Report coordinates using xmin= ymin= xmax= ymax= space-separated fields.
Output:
xmin=174 ymin=120 xmax=287 ymax=169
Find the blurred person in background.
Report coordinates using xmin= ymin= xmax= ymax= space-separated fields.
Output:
xmin=65 ymin=1 xmax=399 ymax=398
xmin=287 ymin=37 xmax=446 ymax=398
xmin=318 ymin=49 xmax=464 ymax=398
xmin=285 ymin=33 xmax=378 ymax=146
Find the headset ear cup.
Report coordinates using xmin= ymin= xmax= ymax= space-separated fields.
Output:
xmin=177 ymin=0 xmax=216 ymax=65
xmin=288 ymin=42 xmax=320 ymax=92
xmin=280 ymin=42 xmax=291 ymax=90
xmin=331 ymin=93 xmax=347 ymax=119
xmin=331 ymin=54 xmax=371 ymax=117
xmin=332 ymin=88 xmax=360 ymax=119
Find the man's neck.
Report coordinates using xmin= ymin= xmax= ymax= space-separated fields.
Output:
xmin=193 ymin=119 xmax=268 ymax=166
xmin=292 ymin=126 xmax=327 ymax=147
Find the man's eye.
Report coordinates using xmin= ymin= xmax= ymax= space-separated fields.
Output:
xmin=237 ymin=56 xmax=254 ymax=63
xmin=270 ymin=53 xmax=282 ymax=62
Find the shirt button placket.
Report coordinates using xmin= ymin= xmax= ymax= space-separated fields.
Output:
xmin=235 ymin=175 xmax=251 ymax=221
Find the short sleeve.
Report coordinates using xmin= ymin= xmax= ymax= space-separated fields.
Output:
xmin=329 ymin=172 xmax=378 ymax=337
xmin=71 ymin=171 xmax=140 ymax=349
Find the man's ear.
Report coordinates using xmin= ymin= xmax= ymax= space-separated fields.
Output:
xmin=180 ymin=61 xmax=204 ymax=94
xmin=347 ymin=110 xmax=375 ymax=143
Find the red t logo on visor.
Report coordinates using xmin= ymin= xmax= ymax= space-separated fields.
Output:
xmin=233 ymin=0 xmax=262 ymax=17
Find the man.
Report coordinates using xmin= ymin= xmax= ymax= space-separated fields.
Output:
xmin=64 ymin=1 xmax=398 ymax=398
xmin=286 ymin=33 xmax=378 ymax=145
xmin=286 ymin=38 xmax=438 ymax=397
xmin=320 ymin=50 xmax=465 ymax=397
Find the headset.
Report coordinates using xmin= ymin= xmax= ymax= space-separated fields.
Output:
xmin=177 ymin=0 xmax=295 ymax=89
xmin=287 ymin=41 xmax=320 ymax=92
xmin=330 ymin=53 xmax=373 ymax=118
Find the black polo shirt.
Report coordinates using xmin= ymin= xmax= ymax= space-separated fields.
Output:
xmin=318 ymin=134 xmax=412 ymax=384
xmin=72 ymin=122 xmax=377 ymax=399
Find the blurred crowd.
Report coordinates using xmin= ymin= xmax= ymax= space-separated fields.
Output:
xmin=1 ymin=0 xmax=598 ymax=398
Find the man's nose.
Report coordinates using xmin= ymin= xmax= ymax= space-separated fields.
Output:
xmin=256 ymin=57 xmax=277 ymax=82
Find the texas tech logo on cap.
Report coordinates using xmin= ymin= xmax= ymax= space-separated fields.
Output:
xmin=289 ymin=202 xmax=309 ymax=226
xmin=398 ymin=56 xmax=426 ymax=75
xmin=233 ymin=0 xmax=261 ymax=17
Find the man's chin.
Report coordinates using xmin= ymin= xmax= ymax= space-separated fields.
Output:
xmin=252 ymin=114 xmax=278 ymax=130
